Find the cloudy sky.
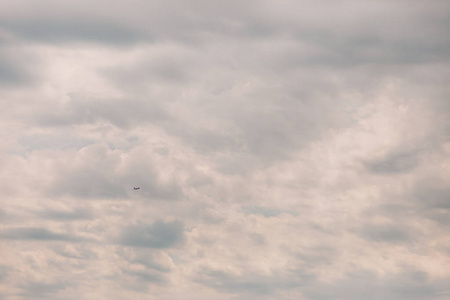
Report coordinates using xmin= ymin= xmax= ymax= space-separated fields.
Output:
xmin=1 ymin=0 xmax=450 ymax=299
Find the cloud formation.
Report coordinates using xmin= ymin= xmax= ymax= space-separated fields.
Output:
xmin=0 ymin=227 xmax=86 ymax=242
xmin=119 ymin=220 xmax=184 ymax=248
xmin=1 ymin=0 xmax=450 ymax=299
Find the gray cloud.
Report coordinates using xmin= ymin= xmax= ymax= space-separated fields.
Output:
xmin=18 ymin=281 xmax=67 ymax=299
xmin=104 ymin=47 xmax=197 ymax=87
xmin=18 ymin=133 xmax=94 ymax=152
xmin=1 ymin=17 xmax=142 ymax=45
xmin=0 ymin=45 xmax=36 ymax=86
xmin=126 ymin=269 xmax=166 ymax=284
xmin=303 ymin=268 xmax=450 ymax=300
xmin=38 ymin=207 xmax=95 ymax=221
xmin=51 ymin=244 xmax=98 ymax=260
xmin=410 ymin=182 xmax=450 ymax=227
xmin=366 ymin=150 xmax=420 ymax=174
xmin=0 ymin=209 xmax=8 ymax=222
xmin=0 ymin=57 xmax=32 ymax=86
xmin=242 ymin=206 xmax=286 ymax=218
xmin=0 ymin=227 xmax=85 ymax=242
xmin=194 ymin=266 xmax=315 ymax=298
xmin=46 ymin=143 xmax=183 ymax=200
xmin=359 ymin=223 xmax=412 ymax=243
xmin=116 ymin=247 xmax=173 ymax=273
xmin=1 ymin=1 xmax=450 ymax=299
xmin=196 ymin=265 xmax=450 ymax=300
xmin=0 ymin=265 xmax=9 ymax=281
xmin=414 ymin=184 xmax=450 ymax=211
xmin=48 ymin=164 xmax=128 ymax=200
xmin=196 ymin=269 xmax=284 ymax=296
xmin=35 ymin=94 xmax=168 ymax=129
xmin=119 ymin=220 xmax=184 ymax=248
xmin=296 ymin=246 xmax=339 ymax=267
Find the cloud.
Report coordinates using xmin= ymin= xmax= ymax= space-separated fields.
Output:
xmin=126 ymin=254 xmax=171 ymax=273
xmin=18 ymin=133 xmax=94 ymax=152
xmin=1 ymin=1 xmax=450 ymax=299
xmin=119 ymin=220 xmax=184 ymax=249
xmin=51 ymin=244 xmax=98 ymax=260
xmin=18 ymin=281 xmax=67 ymax=299
xmin=194 ymin=264 xmax=450 ymax=300
xmin=37 ymin=207 xmax=95 ymax=221
xmin=0 ymin=227 xmax=86 ymax=242
xmin=127 ymin=270 xmax=166 ymax=284
xmin=359 ymin=223 xmax=412 ymax=243
xmin=0 ymin=44 xmax=37 ymax=87
xmin=194 ymin=267 xmax=310 ymax=296
xmin=0 ymin=56 xmax=32 ymax=86
xmin=414 ymin=183 xmax=450 ymax=211
xmin=35 ymin=94 xmax=168 ymax=129
xmin=242 ymin=206 xmax=295 ymax=218
xmin=410 ymin=181 xmax=450 ymax=227
xmin=0 ymin=265 xmax=9 ymax=281
xmin=365 ymin=150 xmax=420 ymax=174
xmin=46 ymin=143 xmax=183 ymax=200
xmin=2 ymin=18 xmax=141 ymax=45
xmin=302 ymin=268 xmax=450 ymax=300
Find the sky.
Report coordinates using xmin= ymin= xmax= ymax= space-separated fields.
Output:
xmin=1 ymin=0 xmax=450 ymax=299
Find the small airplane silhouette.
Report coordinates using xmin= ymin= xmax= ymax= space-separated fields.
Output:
xmin=133 ymin=187 xmax=140 ymax=190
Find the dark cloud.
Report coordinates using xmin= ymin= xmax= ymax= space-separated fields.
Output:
xmin=195 ymin=269 xmax=275 ymax=295
xmin=303 ymin=268 xmax=450 ymax=300
xmin=0 ymin=227 xmax=85 ymax=242
xmin=52 ymin=245 xmax=98 ymax=260
xmin=414 ymin=185 xmax=450 ymax=211
xmin=195 ymin=267 xmax=313 ymax=297
xmin=296 ymin=246 xmax=339 ymax=267
xmin=286 ymin=32 xmax=450 ymax=68
xmin=0 ymin=0 xmax=273 ymax=47
xmin=365 ymin=150 xmax=420 ymax=174
xmin=359 ymin=223 xmax=412 ymax=243
xmin=242 ymin=206 xmax=283 ymax=218
xmin=364 ymin=176 xmax=450 ymax=231
xmin=18 ymin=281 xmax=67 ymax=299
xmin=129 ymin=257 xmax=171 ymax=273
xmin=248 ymin=232 xmax=265 ymax=245
xmin=119 ymin=220 xmax=184 ymax=248
xmin=0 ymin=265 xmax=9 ymax=281
xmin=117 ymin=247 xmax=172 ymax=273
xmin=126 ymin=269 xmax=166 ymax=284
xmin=411 ymin=182 xmax=450 ymax=227
xmin=168 ymin=267 xmax=447 ymax=300
xmin=38 ymin=207 xmax=95 ymax=221
xmin=0 ymin=209 xmax=8 ymax=222
xmin=0 ymin=57 xmax=32 ymax=86
xmin=0 ymin=46 xmax=36 ymax=86
xmin=1 ymin=18 xmax=141 ymax=45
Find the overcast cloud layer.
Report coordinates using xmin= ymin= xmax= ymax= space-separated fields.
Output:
xmin=1 ymin=1 xmax=450 ymax=299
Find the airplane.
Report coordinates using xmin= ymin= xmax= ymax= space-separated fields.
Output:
xmin=133 ymin=187 xmax=140 ymax=190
